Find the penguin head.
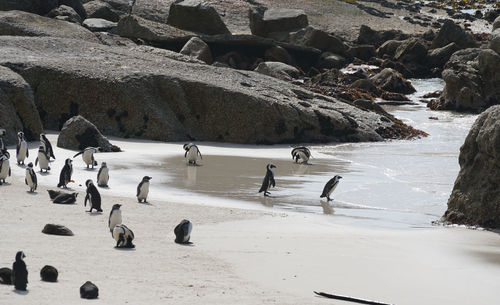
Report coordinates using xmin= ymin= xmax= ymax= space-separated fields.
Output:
xmin=267 ymin=163 xmax=276 ymax=170
xmin=101 ymin=162 xmax=107 ymax=167
xmin=142 ymin=176 xmax=152 ymax=182
xmin=334 ymin=175 xmax=342 ymax=181
xmin=183 ymin=143 xmax=194 ymax=151
xmin=85 ymin=179 xmax=93 ymax=187
xmin=17 ymin=131 xmax=24 ymax=138
xmin=65 ymin=158 xmax=72 ymax=165
xmin=15 ymin=251 xmax=25 ymax=261
xmin=27 ymin=162 xmax=33 ymax=168
xmin=112 ymin=204 xmax=122 ymax=210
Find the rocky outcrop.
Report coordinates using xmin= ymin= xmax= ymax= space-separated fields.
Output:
xmin=490 ymin=28 xmax=500 ymax=55
xmin=288 ymin=26 xmax=348 ymax=56
xmin=427 ymin=42 xmax=459 ymax=68
xmin=431 ymin=19 xmax=477 ymax=50
xmin=40 ymin=265 xmax=58 ymax=282
xmin=357 ymin=25 xmax=409 ymax=47
xmin=254 ymin=61 xmax=299 ymax=81
xmin=264 ymin=46 xmax=291 ymax=65
xmin=494 ymin=16 xmax=500 ymax=31
xmin=167 ymin=0 xmax=230 ymax=35
xmin=83 ymin=0 xmax=119 ymax=22
xmin=0 ymin=0 xmax=59 ymax=16
xmin=180 ymin=37 xmax=213 ymax=64
xmin=80 ymin=281 xmax=99 ymax=299
xmin=250 ymin=7 xmax=308 ymax=40
xmin=370 ymin=68 xmax=416 ymax=94
xmin=57 ymin=115 xmax=118 ymax=152
xmin=0 ymin=66 xmax=43 ymax=145
xmin=443 ymin=106 xmax=500 ymax=228
xmin=377 ymin=40 xmax=404 ymax=58
xmin=316 ymin=52 xmax=347 ymax=70
xmin=47 ymin=5 xmax=82 ymax=24
xmin=59 ymin=0 xmax=86 ymax=20
xmin=83 ymin=18 xmax=116 ymax=32
xmin=42 ymin=224 xmax=74 ymax=236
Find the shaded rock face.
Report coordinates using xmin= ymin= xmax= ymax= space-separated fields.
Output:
xmin=254 ymin=61 xmax=299 ymax=81
xmin=40 ymin=265 xmax=58 ymax=282
xmin=288 ymin=26 xmax=348 ymax=56
xmin=47 ymin=5 xmax=82 ymax=24
xmin=83 ymin=0 xmax=119 ymax=22
xmin=57 ymin=115 xmax=117 ymax=152
xmin=42 ymin=224 xmax=74 ymax=236
xmin=0 ymin=267 xmax=12 ymax=285
xmin=167 ymin=0 xmax=230 ymax=35
xmin=494 ymin=16 xmax=500 ymax=31
xmin=58 ymin=0 xmax=87 ymax=20
xmin=370 ymin=68 xmax=416 ymax=95
xmin=443 ymin=106 xmax=500 ymax=228
xmin=0 ymin=0 xmax=59 ymax=16
xmin=250 ymin=7 xmax=308 ymax=39
xmin=427 ymin=42 xmax=459 ymax=68
xmin=431 ymin=19 xmax=477 ymax=50
xmin=0 ymin=66 xmax=43 ymax=145
xmin=490 ymin=29 xmax=500 ymax=55
xmin=80 ymin=281 xmax=98 ymax=299
xmin=180 ymin=37 xmax=213 ymax=64
xmin=357 ymin=25 xmax=409 ymax=47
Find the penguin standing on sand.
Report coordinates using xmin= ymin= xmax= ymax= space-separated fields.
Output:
xmin=258 ymin=163 xmax=276 ymax=197
xmin=97 ymin=162 xmax=109 ymax=187
xmin=108 ymin=204 xmax=122 ymax=233
xmin=40 ymin=134 xmax=55 ymax=160
xmin=291 ymin=146 xmax=311 ymax=164
xmin=174 ymin=219 xmax=192 ymax=244
xmin=57 ymin=158 xmax=73 ymax=188
xmin=113 ymin=224 xmax=135 ymax=248
xmin=320 ymin=175 xmax=342 ymax=201
xmin=136 ymin=176 xmax=151 ymax=203
xmin=84 ymin=179 xmax=102 ymax=212
xmin=16 ymin=131 xmax=29 ymax=165
xmin=25 ymin=162 xmax=37 ymax=192
xmin=0 ymin=153 xmax=10 ymax=185
xmin=183 ymin=143 xmax=202 ymax=165
xmin=73 ymin=147 xmax=100 ymax=169
xmin=35 ymin=145 xmax=51 ymax=172
xmin=12 ymin=251 xmax=28 ymax=291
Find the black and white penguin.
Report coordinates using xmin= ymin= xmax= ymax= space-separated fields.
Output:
xmin=0 ymin=153 xmax=10 ymax=185
xmin=183 ymin=143 xmax=202 ymax=165
xmin=25 ymin=162 xmax=37 ymax=192
xmin=128 ymin=0 xmax=136 ymax=14
xmin=108 ymin=204 xmax=122 ymax=233
xmin=47 ymin=190 xmax=62 ymax=200
xmin=12 ymin=251 xmax=28 ymax=291
xmin=320 ymin=175 xmax=342 ymax=201
xmin=97 ymin=162 xmax=109 ymax=187
xmin=0 ymin=129 xmax=5 ymax=151
xmin=174 ymin=219 xmax=192 ymax=244
xmin=258 ymin=163 xmax=276 ymax=196
xmin=52 ymin=192 xmax=78 ymax=204
xmin=57 ymin=158 xmax=73 ymax=188
xmin=40 ymin=133 xmax=55 ymax=160
xmin=84 ymin=179 xmax=102 ymax=212
xmin=16 ymin=131 xmax=29 ymax=165
xmin=136 ymin=176 xmax=151 ymax=203
xmin=291 ymin=146 xmax=311 ymax=164
xmin=112 ymin=224 xmax=135 ymax=248
xmin=35 ymin=145 xmax=51 ymax=172
xmin=73 ymin=147 xmax=100 ymax=169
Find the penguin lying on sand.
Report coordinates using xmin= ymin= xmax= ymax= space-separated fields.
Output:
xmin=174 ymin=219 xmax=192 ymax=244
xmin=113 ymin=224 xmax=135 ymax=248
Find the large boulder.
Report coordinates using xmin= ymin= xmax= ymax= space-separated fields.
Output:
xmin=249 ymin=7 xmax=308 ymax=39
xmin=254 ymin=61 xmax=299 ymax=81
xmin=0 ymin=0 xmax=59 ymax=16
xmin=316 ymin=52 xmax=347 ymax=70
xmin=288 ymin=26 xmax=348 ymax=56
xmin=394 ymin=37 xmax=428 ymax=64
xmin=82 ymin=18 xmax=116 ymax=32
xmin=179 ymin=37 xmax=213 ymax=64
xmin=167 ymin=0 xmax=230 ymax=35
xmin=58 ymin=0 xmax=87 ymax=20
xmin=377 ymin=40 xmax=404 ymax=58
xmin=427 ymin=42 xmax=460 ymax=69
xmin=264 ymin=46 xmax=292 ymax=65
xmin=431 ymin=19 xmax=477 ymax=50
xmin=47 ymin=5 xmax=82 ymax=24
xmin=42 ymin=224 xmax=74 ymax=236
xmin=57 ymin=115 xmax=118 ymax=152
xmin=442 ymin=106 xmax=500 ymax=228
xmin=490 ymin=28 xmax=500 ymax=55
xmin=80 ymin=281 xmax=99 ymax=299
xmin=370 ymin=68 xmax=416 ymax=95
xmin=0 ymin=267 xmax=12 ymax=285
xmin=83 ymin=0 xmax=119 ymax=22
xmin=493 ymin=16 xmax=500 ymax=31
xmin=40 ymin=265 xmax=58 ymax=282
xmin=357 ymin=25 xmax=409 ymax=47
xmin=0 ymin=66 xmax=43 ymax=145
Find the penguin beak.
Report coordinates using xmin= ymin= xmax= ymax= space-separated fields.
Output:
xmin=339 ymin=176 xmax=343 ymax=179
xmin=22 ymin=253 xmax=26 ymax=258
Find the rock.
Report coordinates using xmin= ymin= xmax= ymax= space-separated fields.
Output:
xmin=377 ymin=40 xmax=404 ymax=58
xmin=431 ymin=19 xmax=477 ymax=50
xmin=0 ymin=66 xmax=43 ymax=145
xmin=442 ymin=106 xmax=500 ymax=228
xmin=371 ymin=68 xmax=416 ymax=94
xmin=485 ymin=10 xmax=500 ymax=23
xmin=0 ymin=267 xmax=12 ymax=285
xmin=493 ymin=16 xmax=500 ymax=31
xmin=380 ymin=59 xmax=412 ymax=78
xmin=347 ymin=45 xmax=376 ymax=61
xmin=254 ymin=61 xmax=299 ymax=81
xmin=350 ymin=79 xmax=382 ymax=96
xmin=394 ymin=37 xmax=428 ymax=64
xmin=427 ymin=42 xmax=460 ymax=68
xmin=83 ymin=0 xmax=119 ymax=22
xmin=57 ymin=115 xmax=118 ymax=151
xmin=179 ymin=37 xmax=213 ymax=64
xmin=422 ymin=29 xmax=435 ymax=41
xmin=490 ymin=28 xmax=500 ymax=55
xmin=0 ymin=10 xmax=98 ymax=42
xmin=167 ymin=0 xmax=230 ymax=35
xmin=82 ymin=18 xmax=116 ymax=32
xmin=357 ymin=25 xmax=409 ymax=47
xmin=59 ymin=0 xmax=87 ymax=20
xmin=0 ymin=0 xmax=59 ymax=16
xmin=42 ymin=224 xmax=74 ymax=236
xmin=316 ymin=52 xmax=347 ymax=70
xmin=94 ymin=31 xmax=135 ymax=47
xmin=264 ymin=46 xmax=292 ymax=65
xmin=288 ymin=26 xmax=348 ymax=56
xmin=40 ymin=265 xmax=58 ymax=282
xmin=249 ymin=7 xmax=308 ymax=39
xmin=80 ymin=281 xmax=98 ymax=299
xmin=47 ymin=5 xmax=82 ymax=24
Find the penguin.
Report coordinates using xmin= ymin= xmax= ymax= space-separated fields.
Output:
xmin=84 ymin=179 xmax=102 ymax=212
xmin=57 ymin=158 xmax=73 ymax=188
xmin=25 ymin=162 xmax=37 ymax=192
xmin=136 ymin=176 xmax=151 ymax=203
xmin=174 ymin=219 xmax=192 ymax=244
xmin=291 ymin=146 xmax=311 ymax=164
xmin=73 ymin=147 xmax=100 ymax=169
xmin=40 ymin=133 xmax=55 ymax=160
xmin=183 ymin=143 xmax=202 ymax=165
xmin=52 ymin=192 xmax=78 ymax=204
xmin=47 ymin=190 xmax=62 ymax=200
xmin=128 ymin=0 xmax=136 ymax=14
xmin=112 ymin=224 xmax=135 ymax=248
xmin=320 ymin=175 xmax=342 ymax=201
xmin=16 ymin=131 xmax=29 ymax=165
xmin=0 ymin=128 xmax=5 ymax=151
xmin=0 ymin=153 xmax=10 ymax=185
xmin=97 ymin=162 xmax=109 ymax=187
xmin=35 ymin=145 xmax=51 ymax=172
xmin=12 ymin=251 xmax=28 ymax=291
xmin=258 ymin=163 xmax=276 ymax=197
xmin=108 ymin=204 xmax=122 ymax=233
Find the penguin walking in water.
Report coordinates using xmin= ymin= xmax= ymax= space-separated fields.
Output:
xmin=84 ymin=179 xmax=102 ymax=212
xmin=108 ymin=204 xmax=122 ymax=234
xmin=0 ymin=153 xmax=10 ymax=185
xmin=35 ymin=145 xmax=51 ymax=172
xmin=258 ymin=163 xmax=276 ymax=197
xmin=174 ymin=219 xmax=192 ymax=244
xmin=136 ymin=176 xmax=151 ymax=203
xmin=291 ymin=146 xmax=311 ymax=164
xmin=113 ymin=224 xmax=135 ymax=248
xmin=57 ymin=158 xmax=73 ymax=188
xmin=183 ymin=143 xmax=202 ymax=165
xmin=25 ymin=162 xmax=37 ymax=192
xmin=40 ymin=134 xmax=55 ymax=160
xmin=97 ymin=162 xmax=109 ymax=187
xmin=320 ymin=175 xmax=342 ymax=201
xmin=73 ymin=147 xmax=100 ymax=169
xmin=12 ymin=251 xmax=28 ymax=291
xmin=16 ymin=131 xmax=29 ymax=165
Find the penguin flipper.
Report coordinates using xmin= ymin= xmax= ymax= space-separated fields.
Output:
xmin=84 ymin=194 xmax=89 ymax=207
xmin=8 ymin=167 xmax=11 ymax=177
xmin=35 ymin=157 xmax=38 ymax=166
xmin=184 ymin=150 xmax=188 ymax=158
xmin=26 ymin=149 xmax=28 ymax=158
xmin=16 ymin=143 xmax=19 ymax=155
xmin=270 ymin=176 xmax=275 ymax=188
xmin=73 ymin=151 xmax=83 ymax=158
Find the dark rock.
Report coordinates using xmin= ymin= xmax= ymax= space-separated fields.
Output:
xmin=442 ymin=106 xmax=500 ymax=228
xmin=80 ymin=281 xmax=98 ymax=299
xmin=371 ymin=68 xmax=416 ymax=94
xmin=254 ymin=61 xmax=300 ymax=81
xmin=288 ymin=26 xmax=347 ymax=56
xmin=347 ymin=45 xmax=376 ymax=61
xmin=249 ymin=7 xmax=308 ymax=39
xmin=316 ymin=52 xmax=347 ymax=70
xmin=180 ymin=37 xmax=213 ymax=64
xmin=380 ymin=59 xmax=412 ymax=78
xmin=0 ymin=0 xmax=59 ymax=16
xmin=42 ymin=224 xmax=74 ymax=236
xmin=484 ymin=10 xmax=500 ymax=23
xmin=59 ymin=0 xmax=87 ymax=20
xmin=490 ymin=29 xmax=500 ymax=55
xmin=40 ymin=265 xmax=58 ymax=282
xmin=58 ymin=115 xmax=118 ymax=151
xmin=82 ymin=18 xmax=116 ymax=32
xmin=83 ymin=0 xmax=119 ymax=22
xmin=380 ymin=91 xmax=410 ymax=102
xmin=431 ymin=19 xmax=477 ymax=50
xmin=394 ymin=37 xmax=428 ymax=64
xmin=357 ymin=25 xmax=409 ymax=47
xmin=422 ymin=90 xmax=441 ymax=98
xmin=377 ymin=40 xmax=404 ymax=58
xmin=427 ymin=42 xmax=460 ymax=68
xmin=167 ymin=0 xmax=230 ymax=35
xmin=264 ymin=46 xmax=292 ymax=65
xmin=0 ymin=267 xmax=12 ymax=284
xmin=47 ymin=5 xmax=82 ymax=24
xmin=350 ymin=79 xmax=381 ymax=96
xmin=422 ymin=29 xmax=435 ymax=41
xmin=353 ymin=99 xmax=387 ymax=115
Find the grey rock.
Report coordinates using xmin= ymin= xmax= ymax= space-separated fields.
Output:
xmin=492 ymin=16 xmax=500 ymax=31
xmin=42 ymin=224 xmax=74 ymax=236
xmin=357 ymin=25 xmax=409 ymax=47
xmin=371 ymin=68 xmax=416 ymax=94
xmin=443 ymin=105 xmax=500 ymax=228
xmin=254 ymin=61 xmax=299 ymax=81
xmin=0 ymin=267 xmax=12 ymax=285
xmin=427 ymin=42 xmax=460 ymax=68
xmin=58 ymin=115 xmax=117 ymax=151
xmin=93 ymin=31 xmax=135 ymax=47
xmin=288 ymin=26 xmax=348 ymax=56
xmin=431 ymin=19 xmax=477 ymax=50
xmin=490 ymin=28 xmax=500 ymax=55
xmin=394 ymin=37 xmax=428 ymax=64
xmin=167 ymin=0 xmax=230 ymax=35
xmin=82 ymin=18 xmax=116 ymax=32
xmin=40 ymin=265 xmax=58 ymax=282
xmin=180 ymin=37 xmax=213 ymax=64
xmin=47 ymin=5 xmax=82 ymax=24
xmin=249 ymin=7 xmax=308 ymax=39
xmin=347 ymin=45 xmax=376 ymax=61
xmin=83 ymin=0 xmax=119 ymax=22
xmin=377 ymin=40 xmax=403 ymax=58
xmin=59 ymin=0 xmax=87 ymax=20
xmin=316 ymin=52 xmax=347 ymax=70
xmin=80 ymin=281 xmax=98 ymax=299
xmin=264 ymin=46 xmax=291 ymax=65
xmin=0 ymin=0 xmax=59 ymax=16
